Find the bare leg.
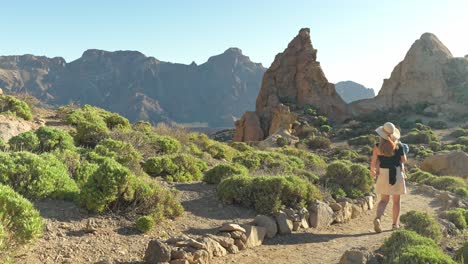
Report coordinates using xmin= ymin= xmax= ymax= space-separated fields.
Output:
xmin=376 ymin=194 xmax=390 ymax=220
xmin=392 ymin=195 xmax=401 ymax=225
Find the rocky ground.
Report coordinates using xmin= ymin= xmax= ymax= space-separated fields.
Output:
xmin=10 ymin=181 xmax=449 ymax=264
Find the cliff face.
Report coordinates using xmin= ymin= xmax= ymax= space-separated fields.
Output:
xmin=350 ymin=33 xmax=468 ymax=115
xmin=0 ymin=48 xmax=266 ymax=127
xmin=234 ymin=28 xmax=349 ymax=141
xmin=335 ymin=81 xmax=375 ymax=103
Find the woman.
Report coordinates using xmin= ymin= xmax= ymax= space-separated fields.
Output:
xmin=370 ymin=122 xmax=407 ymax=233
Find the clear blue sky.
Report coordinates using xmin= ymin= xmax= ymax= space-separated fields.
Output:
xmin=2 ymin=0 xmax=467 ymax=92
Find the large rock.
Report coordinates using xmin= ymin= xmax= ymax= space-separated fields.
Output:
xmin=234 ymin=28 xmax=349 ymax=141
xmin=219 ymin=223 xmax=246 ymax=233
xmin=243 ymin=225 xmax=267 ymax=248
xmin=275 ymin=211 xmax=293 ymax=234
xmin=309 ymin=201 xmax=334 ymax=228
xmin=351 ymin=33 xmax=468 ymax=118
xmin=192 ymin=250 xmax=210 ymax=264
xmin=198 ymin=237 xmax=227 ymax=258
xmin=254 ymin=215 xmax=278 ymax=238
xmin=233 ymin=112 xmax=264 ymax=142
xmin=421 ymin=151 xmax=468 ymax=179
xmin=334 ymin=202 xmax=353 ymax=223
xmin=206 ymin=234 xmax=234 ymax=248
xmin=0 ymin=115 xmax=42 ymax=142
xmin=144 ymin=240 xmax=172 ymax=264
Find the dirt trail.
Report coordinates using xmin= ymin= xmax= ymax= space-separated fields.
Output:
xmin=13 ymin=182 xmax=442 ymax=264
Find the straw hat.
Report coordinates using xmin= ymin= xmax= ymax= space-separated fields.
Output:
xmin=375 ymin=122 xmax=400 ymax=141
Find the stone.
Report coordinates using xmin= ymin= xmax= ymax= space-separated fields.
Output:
xmin=330 ymin=203 xmax=343 ymax=212
xmin=234 ymin=28 xmax=349 ymax=141
xmin=233 ymin=112 xmax=264 ymax=142
xmin=206 ymin=234 xmax=234 ymax=248
xmin=254 ymin=215 xmax=278 ymax=238
xmin=351 ymin=204 xmax=363 ymax=219
xmin=219 ymin=223 xmax=246 ymax=233
xmin=217 ymin=232 xmax=232 ymax=238
xmin=275 ymin=211 xmax=293 ymax=235
xmin=337 ymin=201 xmax=353 ymax=223
xmin=234 ymin=239 xmax=246 ymax=250
xmin=339 ymin=247 xmax=383 ymax=264
xmin=309 ymin=201 xmax=334 ymax=228
xmin=421 ymin=151 xmax=468 ymax=179
xmin=84 ymin=218 xmax=98 ymax=234
xmin=198 ymin=237 xmax=227 ymax=258
xmin=192 ymin=249 xmax=210 ymax=264
xmin=187 ymin=239 xmax=207 ymax=250
xmin=144 ymin=239 xmax=172 ymax=264
xmin=230 ymin=231 xmax=247 ymax=242
xmin=171 ymin=249 xmax=191 ymax=260
xmin=170 ymin=260 xmax=189 ymax=264
xmin=364 ymin=196 xmax=374 ymax=210
xmin=243 ymin=225 xmax=267 ymax=248
xmin=166 ymin=235 xmax=191 ymax=245
xmin=292 ymin=221 xmax=301 ymax=231
xmin=227 ymin=244 xmax=240 ymax=254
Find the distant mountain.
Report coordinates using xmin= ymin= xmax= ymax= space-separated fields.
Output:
xmin=0 ymin=48 xmax=266 ymax=127
xmin=335 ymin=81 xmax=375 ymax=103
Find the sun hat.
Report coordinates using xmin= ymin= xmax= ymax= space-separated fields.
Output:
xmin=375 ymin=122 xmax=400 ymax=142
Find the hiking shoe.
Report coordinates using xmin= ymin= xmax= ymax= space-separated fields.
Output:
xmin=392 ymin=224 xmax=400 ymax=230
xmin=374 ymin=218 xmax=382 ymax=233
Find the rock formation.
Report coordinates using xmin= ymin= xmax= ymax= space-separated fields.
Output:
xmin=335 ymin=81 xmax=375 ymax=103
xmin=421 ymin=151 xmax=468 ymax=179
xmin=234 ymin=28 xmax=349 ymax=141
xmin=0 ymin=48 xmax=266 ymax=127
xmin=350 ymin=33 xmax=468 ymax=116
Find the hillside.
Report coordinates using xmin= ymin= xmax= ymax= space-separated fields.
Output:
xmin=0 ymin=48 xmax=265 ymax=127
xmin=335 ymin=81 xmax=375 ymax=103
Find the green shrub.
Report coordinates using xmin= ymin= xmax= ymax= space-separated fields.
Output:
xmin=35 ymin=126 xmax=76 ymax=152
xmin=304 ymin=136 xmax=331 ymax=150
xmin=104 ymin=113 xmax=130 ymax=130
xmin=330 ymin=148 xmax=360 ymax=161
xmin=190 ymin=133 xmax=238 ymax=160
xmin=412 ymin=145 xmax=433 ymax=158
xmin=450 ymin=128 xmax=468 ymax=138
xmin=380 ymin=230 xmax=439 ymax=264
xmin=313 ymin=116 xmax=328 ymax=126
xmin=75 ymin=119 xmax=110 ymax=147
xmin=276 ymin=147 xmax=326 ymax=172
xmin=229 ymin=142 xmax=253 ymax=152
xmin=94 ymin=139 xmax=142 ymax=170
xmin=303 ymin=105 xmax=317 ymax=116
xmin=232 ymin=151 xmax=261 ymax=170
xmin=52 ymin=149 xmax=81 ymax=178
xmin=321 ymin=161 xmax=372 ymax=198
xmin=232 ymin=150 xmax=305 ymax=174
xmin=276 ymin=136 xmax=289 ymax=147
xmin=8 ymin=131 xmax=39 ymax=151
xmin=0 ymin=152 xmax=79 ymax=200
xmin=415 ymin=123 xmax=431 ymax=131
xmin=408 ymin=170 xmax=437 ymax=184
xmin=319 ymin=125 xmax=332 ymax=133
xmin=429 ymin=141 xmax=442 ymax=152
xmin=293 ymin=169 xmax=320 ymax=183
xmin=348 ymin=134 xmax=378 ymax=146
xmin=0 ymin=184 xmax=43 ymax=245
xmin=455 ymin=136 xmax=468 ymax=145
xmin=0 ymin=95 xmax=33 ymax=120
xmin=143 ymin=154 xmax=207 ymax=182
xmin=429 ymin=176 xmax=466 ymax=193
xmin=66 ymin=105 xmax=130 ymax=130
xmin=443 ymin=209 xmax=467 ymax=230
xmin=136 ymin=215 xmax=155 ymax=233
xmin=400 ymin=211 xmax=442 ymax=241
xmin=132 ymin=121 xmax=153 ymax=133
xmin=455 ymin=187 xmax=468 ymax=197
xmin=397 ymin=245 xmax=456 ymax=264
xmin=427 ymin=120 xmax=448 ymax=129
xmin=456 ymin=242 xmax=468 ymax=264
xmin=148 ymin=134 xmax=181 ymax=155
xmin=217 ymin=175 xmax=321 ymax=215
xmin=75 ymin=161 xmax=99 ymax=188
xmin=203 ymin=163 xmax=248 ymax=184
xmin=402 ymin=129 xmax=438 ymax=144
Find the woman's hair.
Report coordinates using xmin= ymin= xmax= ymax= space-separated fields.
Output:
xmin=379 ymin=137 xmax=397 ymax=157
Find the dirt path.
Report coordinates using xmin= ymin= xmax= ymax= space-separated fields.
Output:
xmin=12 ymin=182 xmax=442 ymax=264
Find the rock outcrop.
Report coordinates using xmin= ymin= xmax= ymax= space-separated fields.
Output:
xmin=420 ymin=151 xmax=468 ymax=179
xmin=0 ymin=48 xmax=266 ymax=127
xmin=350 ymin=33 xmax=468 ymax=116
xmin=234 ymin=28 xmax=349 ymax=141
xmin=335 ymin=81 xmax=375 ymax=103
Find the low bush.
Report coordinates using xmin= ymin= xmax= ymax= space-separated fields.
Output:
xmin=402 ymin=129 xmax=438 ymax=144
xmin=400 ymin=211 xmax=442 ymax=241
xmin=330 ymin=148 xmax=360 ymax=161
xmin=75 ymin=119 xmax=110 ymax=147
xmin=348 ymin=134 xmax=378 ymax=146
xmin=0 ymin=152 xmax=79 ymax=200
xmin=0 ymin=184 xmax=43 ymax=245
xmin=455 ymin=136 xmax=468 ymax=145
xmin=143 ymin=154 xmax=208 ymax=182
xmin=303 ymin=105 xmax=317 ymax=116
xmin=397 ymin=245 xmax=456 ymax=264
xmin=35 ymin=126 xmax=76 ymax=152
xmin=0 ymin=95 xmax=33 ymax=120
xmin=52 ymin=149 xmax=81 ymax=178
xmin=303 ymin=136 xmax=331 ymax=150
xmin=190 ymin=133 xmax=238 ymax=160
xmin=203 ymin=163 xmax=248 ymax=184
xmin=379 ymin=230 xmax=444 ymax=264
xmin=232 ymin=150 xmax=305 ymax=174
xmin=319 ymin=125 xmax=332 ymax=133
xmin=94 ymin=139 xmax=142 ymax=171
xmin=427 ymin=120 xmax=448 ymax=129
xmin=443 ymin=208 xmax=467 ymax=230
xmin=455 ymin=187 xmax=468 ymax=197
xmin=456 ymin=242 xmax=468 ymax=264
xmin=275 ymin=147 xmax=326 ymax=172
xmin=276 ymin=136 xmax=289 ymax=147
xmin=148 ymin=134 xmax=181 ymax=155
xmin=136 ymin=215 xmax=155 ymax=233
xmin=450 ymin=128 xmax=468 ymax=138
xmin=312 ymin=116 xmax=328 ymax=126
xmin=412 ymin=145 xmax=433 ymax=158
xmin=429 ymin=176 xmax=466 ymax=193
xmin=217 ymin=175 xmax=322 ymax=215
xmin=8 ymin=131 xmax=39 ymax=151
xmin=321 ymin=161 xmax=372 ymax=198
xmin=229 ymin=142 xmax=253 ymax=152
xmin=132 ymin=121 xmax=153 ymax=133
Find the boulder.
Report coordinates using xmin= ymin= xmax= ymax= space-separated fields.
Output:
xmin=292 ymin=221 xmax=301 ymax=231
xmin=330 ymin=202 xmax=343 ymax=212
xmin=171 ymin=250 xmax=192 ymax=261
xmin=333 ymin=201 xmax=352 ymax=223
xmin=144 ymin=240 xmax=172 ymax=264
xmin=227 ymin=244 xmax=240 ymax=254
xmin=219 ymin=223 xmax=246 ymax=233
xmin=351 ymin=204 xmax=363 ymax=219
xmin=243 ymin=225 xmax=267 ymax=248
xmin=198 ymin=237 xmax=227 ymax=258
xmin=254 ymin=215 xmax=278 ymax=238
xmin=309 ymin=201 xmax=334 ymax=228
xmin=339 ymin=247 xmax=384 ymax=264
xmin=234 ymin=239 xmax=246 ymax=250
xmin=275 ymin=211 xmax=293 ymax=234
xmin=233 ymin=112 xmax=264 ymax=142
xmin=421 ymin=151 xmax=468 ymax=179
xmin=192 ymin=249 xmax=210 ymax=264
xmin=230 ymin=231 xmax=247 ymax=242
xmin=206 ymin=234 xmax=234 ymax=248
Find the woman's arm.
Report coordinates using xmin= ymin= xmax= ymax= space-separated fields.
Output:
xmin=370 ymin=146 xmax=379 ymax=179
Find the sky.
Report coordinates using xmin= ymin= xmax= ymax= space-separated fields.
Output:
xmin=2 ymin=0 xmax=468 ymax=92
